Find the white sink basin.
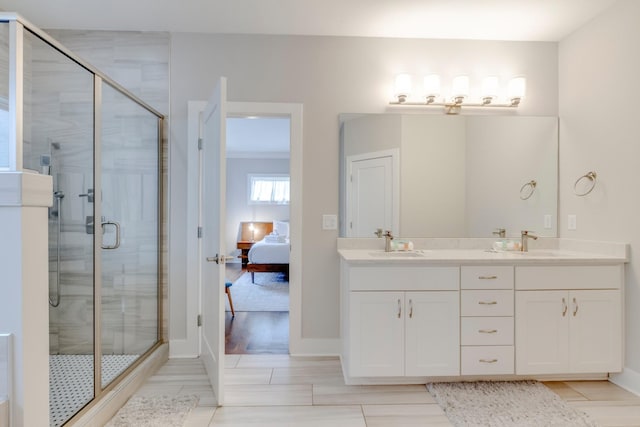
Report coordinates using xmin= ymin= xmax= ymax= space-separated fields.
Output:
xmin=368 ymin=251 xmax=425 ymax=258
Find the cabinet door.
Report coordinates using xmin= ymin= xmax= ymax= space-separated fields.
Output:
xmin=405 ymin=291 xmax=460 ymax=376
xmin=569 ymin=290 xmax=622 ymax=373
xmin=349 ymin=292 xmax=404 ymax=376
xmin=515 ymin=291 xmax=569 ymax=375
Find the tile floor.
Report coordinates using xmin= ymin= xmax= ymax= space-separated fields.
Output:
xmin=128 ymin=356 xmax=640 ymax=426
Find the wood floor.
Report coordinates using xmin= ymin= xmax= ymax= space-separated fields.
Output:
xmin=225 ymin=311 xmax=289 ymax=354
xmin=224 ymin=263 xmax=289 ymax=355
xmin=129 ymin=356 xmax=640 ymax=427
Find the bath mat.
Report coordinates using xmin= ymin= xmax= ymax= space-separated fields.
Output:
xmin=105 ymin=394 xmax=199 ymax=427
xmin=427 ymin=381 xmax=598 ymax=427
xmin=226 ymin=272 xmax=289 ymax=312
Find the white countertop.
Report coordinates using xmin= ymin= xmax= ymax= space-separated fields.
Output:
xmin=338 ymin=248 xmax=628 ymax=264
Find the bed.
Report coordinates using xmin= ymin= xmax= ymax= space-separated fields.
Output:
xmin=240 ymin=220 xmax=290 ymax=283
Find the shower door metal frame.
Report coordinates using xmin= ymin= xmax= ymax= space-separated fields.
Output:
xmin=2 ymin=13 xmax=166 ymax=424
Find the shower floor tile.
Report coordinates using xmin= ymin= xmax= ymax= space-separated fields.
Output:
xmin=49 ymin=354 xmax=139 ymax=427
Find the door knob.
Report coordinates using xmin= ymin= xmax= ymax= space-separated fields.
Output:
xmin=206 ymin=254 xmax=234 ymax=264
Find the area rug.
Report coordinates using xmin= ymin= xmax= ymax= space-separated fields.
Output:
xmin=427 ymin=381 xmax=598 ymax=427
xmin=105 ymin=394 xmax=199 ymax=427
xmin=226 ymin=272 xmax=289 ymax=312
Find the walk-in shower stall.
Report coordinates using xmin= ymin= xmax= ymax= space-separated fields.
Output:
xmin=0 ymin=15 xmax=164 ymax=426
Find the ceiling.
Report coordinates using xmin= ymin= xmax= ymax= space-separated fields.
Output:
xmin=226 ymin=117 xmax=290 ymax=158
xmin=0 ymin=0 xmax=616 ymax=42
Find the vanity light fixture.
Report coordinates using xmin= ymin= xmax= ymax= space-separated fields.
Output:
xmin=391 ymin=74 xmax=526 ymax=114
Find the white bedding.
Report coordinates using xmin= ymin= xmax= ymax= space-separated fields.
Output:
xmin=248 ymin=238 xmax=290 ymax=264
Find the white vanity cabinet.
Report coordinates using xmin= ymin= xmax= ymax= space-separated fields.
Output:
xmin=515 ymin=266 xmax=623 ymax=375
xmin=342 ymin=264 xmax=459 ymax=378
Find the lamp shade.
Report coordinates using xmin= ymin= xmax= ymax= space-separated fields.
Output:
xmin=482 ymin=76 xmax=499 ymax=99
xmin=423 ymin=74 xmax=441 ymax=96
xmin=394 ymin=73 xmax=412 ymax=97
xmin=452 ymin=75 xmax=469 ymax=98
xmin=508 ymin=77 xmax=526 ymax=99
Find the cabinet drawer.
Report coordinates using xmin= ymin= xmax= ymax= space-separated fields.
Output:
xmin=349 ymin=266 xmax=459 ymax=291
xmin=516 ymin=265 xmax=622 ymax=290
xmin=461 ymin=317 xmax=514 ymax=346
xmin=461 ymin=290 xmax=513 ymax=316
xmin=461 ymin=266 xmax=514 ymax=289
xmin=461 ymin=346 xmax=514 ymax=375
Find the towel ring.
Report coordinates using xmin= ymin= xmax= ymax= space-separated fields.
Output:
xmin=519 ymin=180 xmax=537 ymax=200
xmin=573 ymin=171 xmax=597 ymax=196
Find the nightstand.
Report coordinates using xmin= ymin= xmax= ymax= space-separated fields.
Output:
xmin=237 ymin=240 xmax=255 ymax=267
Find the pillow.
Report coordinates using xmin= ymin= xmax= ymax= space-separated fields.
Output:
xmin=273 ymin=220 xmax=289 ymax=238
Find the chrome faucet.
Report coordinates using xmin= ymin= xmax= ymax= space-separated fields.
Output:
xmin=521 ymin=230 xmax=538 ymax=252
xmin=374 ymin=229 xmax=394 ymax=251
xmin=492 ymin=228 xmax=506 ymax=238
xmin=383 ymin=230 xmax=394 ymax=252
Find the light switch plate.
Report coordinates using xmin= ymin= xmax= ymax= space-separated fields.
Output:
xmin=568 ymin=214 xmax=577 ymax=230
xmin=322 ymin=214 xmax=338 ymax=230
xmin=544 ymin=215 xmax=552 ymax=229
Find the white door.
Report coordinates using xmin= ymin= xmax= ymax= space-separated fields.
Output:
xmin=569 ymin=290 xmax=622 ymax=373
xmin=200 ymin=77 xmax=227 ymax=405
xmin=349 ymin=292 xmax=404 ymax=377
xmin=347 ymin=152 xmax=398 ymax=237
xmin=405 ymin=291 xmax=460 ymax=376
xmin=515 ymin=290 xmax=569 ymax=375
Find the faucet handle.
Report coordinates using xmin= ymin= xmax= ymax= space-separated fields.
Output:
xmin=521 ymin=230 xmax=538 ymax=239
xmin=383 ymin=230 xmax=393 ymax=239
xmin=374 ymin=228 xmax=383 ymax=238
xmin=492 ymin=228 xmax=506 ymax=238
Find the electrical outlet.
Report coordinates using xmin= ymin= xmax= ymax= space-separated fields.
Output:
xmin=568 ymin=214 xmax=577 ymax=231
xmin=544 ymin=215 xmax=552 ymax=229
xmin=322 ymin=214 xmax=338 ymax=230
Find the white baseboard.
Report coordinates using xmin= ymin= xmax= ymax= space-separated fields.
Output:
xmin=610 ymin=367 xmax=640 ymax=397
xmin=290 ymin=338 xmax=340 ymax=356
xmin=169 ymin=339 xmax=198 ymax=358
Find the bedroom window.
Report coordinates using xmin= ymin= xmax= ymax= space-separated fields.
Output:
xmin=248 ymin=174 xmax=290 ymax=204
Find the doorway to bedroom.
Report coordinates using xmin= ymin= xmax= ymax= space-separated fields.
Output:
xmin=224 ymin=116 xmax=291 ymax=354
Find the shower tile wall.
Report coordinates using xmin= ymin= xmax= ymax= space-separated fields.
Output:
xmin=30 ymin=30 xmax=170 ymax=354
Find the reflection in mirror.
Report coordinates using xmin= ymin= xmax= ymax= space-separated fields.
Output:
xmin=339 ymin=114 xmax=558 ymax=239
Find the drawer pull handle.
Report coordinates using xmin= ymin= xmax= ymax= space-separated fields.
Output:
xmin=397 ymin=299 xmax=402 ymax=318
xmin=562 ymin=297 xmax=568 ymax=317
xmin=573 ymin=297 xmax=579 ymax=317
xmin=479 ymin=329 xmax=498 ymax=334
xmin=478 ymin=301 xmax=497 ymax=305
xmin=479 ymin=359 xmax=498 ymax=364
xmin=478 ymin=275 xmax=498 ymax=280
xmin=409 ymin=299 xmax=414 ymax=319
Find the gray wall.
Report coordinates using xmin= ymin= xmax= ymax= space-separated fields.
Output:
xmin=559 ymin=0 xmax=640 ymax=373
xmin=169 ymin=34 xmax=559 ymax=340
xmin=225 ymin=157 xmax=290 ymax=257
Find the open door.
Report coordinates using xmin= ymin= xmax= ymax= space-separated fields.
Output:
xmin=200 ymin=77 xmax=227 ymax=405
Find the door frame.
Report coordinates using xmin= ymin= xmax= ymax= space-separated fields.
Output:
xmin=173 ymin=101 xmax=303 ymax=357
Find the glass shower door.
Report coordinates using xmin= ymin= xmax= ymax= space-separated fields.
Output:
xmin=99 ymin=81 xmax=159 ymax=388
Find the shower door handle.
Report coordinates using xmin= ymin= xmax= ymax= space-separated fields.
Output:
xmin=101 ymin=221 xmax=121 ymax=249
